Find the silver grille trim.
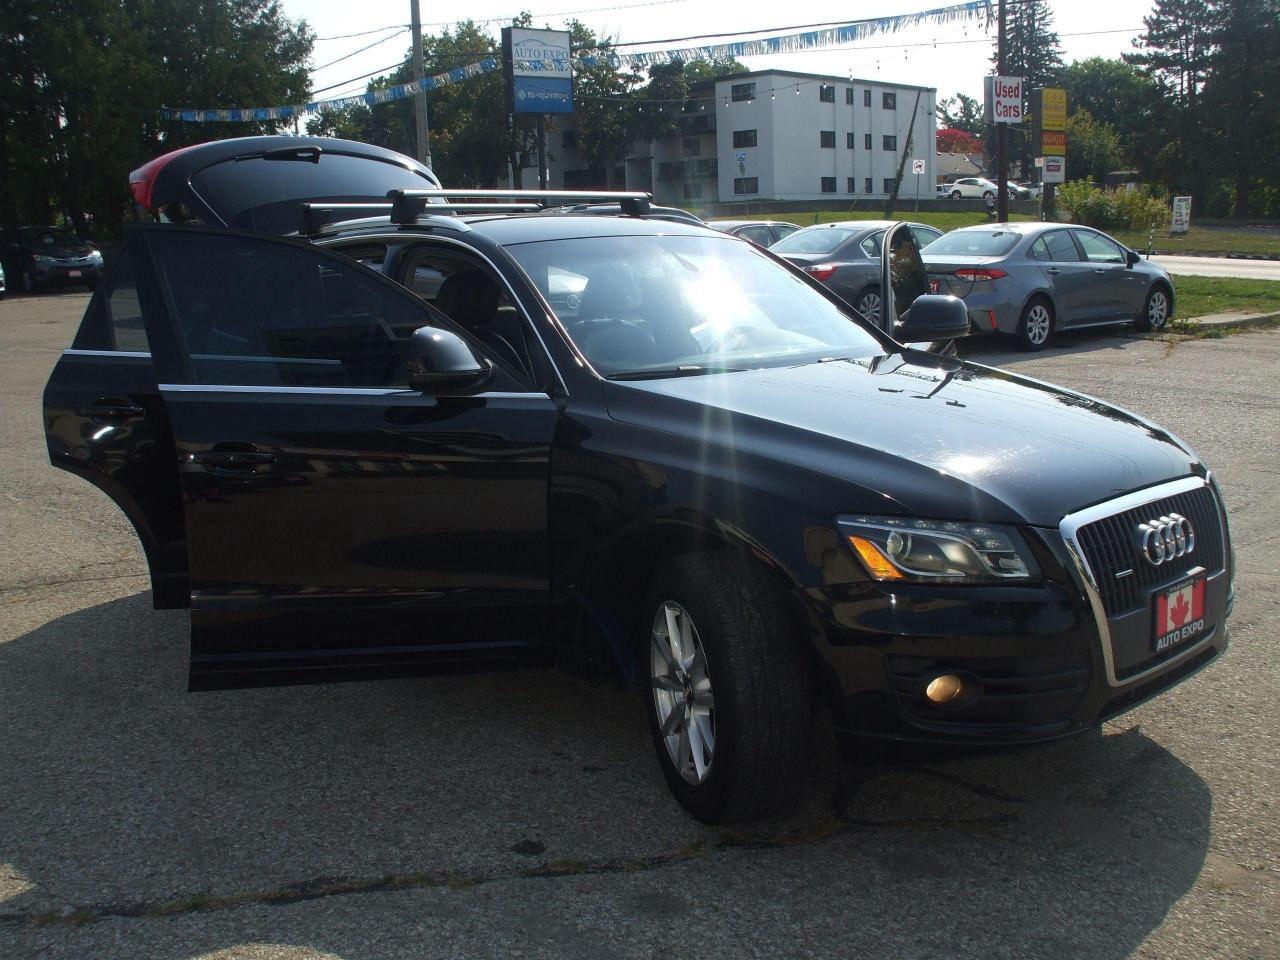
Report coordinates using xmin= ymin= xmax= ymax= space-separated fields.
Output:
xmin=1060 ymin=475 xmax=1223 ymax=688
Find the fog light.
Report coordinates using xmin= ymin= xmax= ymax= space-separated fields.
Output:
xmin=925 ymin=674 xmax=965 ymax=704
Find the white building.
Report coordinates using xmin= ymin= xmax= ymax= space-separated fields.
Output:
xmin=531 ymin=69 xmax=936 ymax=207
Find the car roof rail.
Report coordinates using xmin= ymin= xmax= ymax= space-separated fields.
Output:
xmin=299 ymin=202 xmax=393 ymax=235
xmin=299 ymin=203 xmax=533 ymax=237
xmin=386 ymin=188 xmax=653 ymax=223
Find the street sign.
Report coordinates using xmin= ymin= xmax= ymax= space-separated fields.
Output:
xmin=1042 ymin=155 xmax=1065 ymax=183
xmin=911 ymin=158 xmax=925 ymax=175
xmin=734 ymin=151 xmax=747 ymax=162
xmin=1171 ymin=196 xmax=1192 ymax=234
xmin=502 ymin=27 xmax=573 ymax=115
xmin=1034 ymin=156 xmax=1045 ymax=168
xmin=985 ymin=75 xmax=1024 ymax=124
xmin=1031 ymin=87 xmax=1067 ymax=162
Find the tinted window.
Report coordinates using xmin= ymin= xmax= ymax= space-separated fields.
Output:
xmin=860 ymin=231 xmax=885 ymax=257
xmin=910 ymin=226 xmax=942 ymax=250
xmin=773 ymin=224 xmax=799 ymax=242
xmin=506 ymin=236 xmax=883 ymax=376
xmin=737 ymin=225 xmax=773 ymax=246
xmin=1042 ymin=231 xmax=1082 ymax=262
xmin=190 ymin=154 xmax=437 ymax=234
xmin=772 ymin=227 xmax=855 ymax=256
xmin=888 ymin=227 xmax=929 ymax=323
xmin=922 ymin=230 xmax=1021 ymax=257
xmin=71 ymin=253 xmax=148 ymax=351
xmin=148 ymin=232 xmax=431 ymax=387
xmin=1074 ymin=230 xmax=1125 ymax=263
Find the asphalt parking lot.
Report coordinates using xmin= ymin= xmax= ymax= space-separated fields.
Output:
xmin=2 ymin=291 xmax=1277 ymax=960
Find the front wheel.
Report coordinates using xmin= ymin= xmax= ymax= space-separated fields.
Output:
xmin=1136 ymin=285 xmax=1171 ymax=332
xmin=1017 ymin=298 xmax=1053 ymax=351
xmin=643 ymin=553 xmax=811 ymax=824
xmin=983 ymin=191 xmax=994 ymax=200
xmin=854 ymin=287 xmax=882 ymax=325
xmin=950 ymin=190 xmax=962 ymax=199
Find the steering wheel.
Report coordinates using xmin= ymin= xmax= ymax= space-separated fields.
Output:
xmin=706 ymin=324 xmax=761 ymax=354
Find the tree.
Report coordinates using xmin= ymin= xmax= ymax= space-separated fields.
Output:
xmin=1059 ymin=58 xmax=1156 ymax=136
xmin=937 ymin=93 xmax=983 ymax=137
xmin=565 ymin=20 xmax=642 ymax=186
xmin=682 ymin=57 xmax=747 ymax=83
xmin=937 ymin=127 xmax=981 ymax=153
xmin=1065 ymin=109 xmax=1124 ymax=183
xmin=0 ymin=0 xmax=312 ymax=235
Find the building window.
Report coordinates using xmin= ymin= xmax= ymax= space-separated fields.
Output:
xmin=864 ymin=177 xmax=873 ymax=193
xmin=847 ymin=177 xmax=856 ymax=193
xmin=732 ymin=129 xmax=757 ymax=148
xmin=683 ymin=182 xmax=703 ymax=200
xmin=883 ymin=91 xmax=897 ymax=109
xmin=884 ymin=177 xmax=897 ymax=193
xmin=864 ymin=133 xmax=872 ymax=149
xmin=846 ymin=132 xmax=856 ymax=149
xmin=845 ymin=88 xmax=854 ymax=105
xmin=821 ymin=177 xmax=837 ymax=193
xmin=819 ymin=84 xmax=835 ymax=102
xmin=819 ymin=130 xmax=835 ymax=148
xmin=733 ymin=177 xmax=759 ymax=195
xmin=883 ymin=135 xmax=897 ymax=151
xmin=863 ymin=89 xmax=872 ymax=107
xmin=681 ymin=138 xmax=701 ymax=157
xmin=731 ymin=82 xmax=755 ymax=102
xmin=561 ymin=130 xmax=577 ymax=149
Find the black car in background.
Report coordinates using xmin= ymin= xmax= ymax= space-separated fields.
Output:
xmin=4 ymin=225 xmax=104 ymax=293
xmin=43 ymin=139 xmax=1233 ymax=823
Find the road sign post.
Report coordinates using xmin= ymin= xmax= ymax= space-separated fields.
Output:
xmin=911 ymin=158 xmax=925 ymax=211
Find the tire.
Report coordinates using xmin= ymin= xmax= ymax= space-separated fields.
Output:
xmin=982 ymin=191 xmax=994 ymax=200
xmin=854 ymin=287 xmax=882 ymax=325
xmin=950 ymin=190 xmax=962 ymax=199
xmin=1136 ymin=284 xmax=1171 ymax=332
xmin=21 ymin=269 xmax=38 ymax=294
xmin=1017 ymin=297 xmax=1053 ymax=351
xmin=642 ymin=552 xmax=812 ymax=824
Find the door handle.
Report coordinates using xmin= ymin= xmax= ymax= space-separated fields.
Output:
xmin=1046 ymin=268 xmax=1061 ymax=275
xmin=77 ymin=398 xmax=145 ymax=423
xmin=193 ymin=443 xmax=276 ymax=474
xmin=1093 ymin=268 xmax=1108 ymax=275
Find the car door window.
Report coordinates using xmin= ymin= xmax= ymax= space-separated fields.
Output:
xmin=1030 ymin=237 xmax=1052 ymax=262
xmin=146 ymin=230 xmax=433 ymax=387
xmin=773 ymin=224 xmax=799 ymax=243
xmin=860 ymin=231 xmax=885 ymax=257
xmin=909 ymin=226 xmax=941 ymax=251
xmin=1042 ymin=230 xmax=1082 ymax=262
xmin=1073 ymin=230 xmax=1125 ymax=264
xmin=70 ymin=253 xmax=150 ymax=352
xmin=737 ymin=225 xmax=772 ymax=246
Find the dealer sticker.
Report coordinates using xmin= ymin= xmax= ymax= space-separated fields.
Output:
xmin=1153 ymin=578 xmax=1205 ymax=652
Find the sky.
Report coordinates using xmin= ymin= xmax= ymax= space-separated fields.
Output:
xmin=283 ymin=0 xmax=1155 ymax=110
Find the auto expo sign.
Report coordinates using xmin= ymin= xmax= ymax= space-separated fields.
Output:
xmin=985 ymin=75 xmax=1024 ymax=124
xmin=501 ymin=27 xmax=573 ymax=115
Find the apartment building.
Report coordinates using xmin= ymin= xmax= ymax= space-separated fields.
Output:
xmin=530 ymin=69 xmax=936 ymax=206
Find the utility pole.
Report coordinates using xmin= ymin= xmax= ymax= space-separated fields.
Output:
xmin=995 ymin=0 xmax=1008 ymax=222
xmin=409 ymin=0 xmax=432 ymax=168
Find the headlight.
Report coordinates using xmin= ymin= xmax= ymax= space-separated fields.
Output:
xmin=34 ymin=255 xmax=55 ymax=264
xmin=837 ymin=515 xmax=1039 ymax=583
xmin=88 ymin=249 xmax=103 ymax=262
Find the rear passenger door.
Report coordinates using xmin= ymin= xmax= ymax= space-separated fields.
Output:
xmin=128 ymin=224 xmax=560 ymax=690
xmin=42 ymin=251 xmax=189 ymax=608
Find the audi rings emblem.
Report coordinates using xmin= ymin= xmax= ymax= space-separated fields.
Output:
xmin=1136 ymin=513 xmax=1195 ymax=566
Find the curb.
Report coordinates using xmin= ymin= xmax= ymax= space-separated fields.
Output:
xmin=1180 ymin=311 xmax=1280 ymax=330
xmin=1151 ymin=250 xmax=1280 ymax=262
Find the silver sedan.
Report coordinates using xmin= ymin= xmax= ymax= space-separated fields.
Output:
xmin=921 ymin=222 xmax=1176 ymax=351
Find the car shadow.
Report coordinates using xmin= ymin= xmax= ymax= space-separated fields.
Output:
xmin=957 ymin=327 xmax=1151 ymax=366
xmin=0 ymin=593 xmax=1211 ymax=958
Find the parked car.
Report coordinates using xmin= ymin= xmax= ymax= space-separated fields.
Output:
xmin=3 ymin=225 xmax=103 ymax=293
xmin=770 ymin=220 xmax=943 ymax=327
xmin=946 ymin=177 xmax=998 ymax=199
xmin=1019 ymin=181 xmax=1044 ymax=200
xmin=1006 ymin=181 xmax=1034 ymax=200
xmin=710 ymin=219 xmax=801 ymax=247
xmin=45 ymin=141 xmax=1232 ymax=824
xmin=935 ymin=183 xmax=951 ymax=199
xmin=922 ymin=222 xmax=1175 ymax=350
xmin=549 ymin=202 xmax=704 ymax=226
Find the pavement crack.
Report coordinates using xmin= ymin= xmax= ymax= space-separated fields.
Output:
xmin=913 ymin=767 xmax=1031 ymax=805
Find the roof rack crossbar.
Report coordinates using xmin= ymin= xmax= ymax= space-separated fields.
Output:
xmin=299 ymin=202 xmax=392 ymax=235
xmin=387 ymin=188 xmax=653 ymax=223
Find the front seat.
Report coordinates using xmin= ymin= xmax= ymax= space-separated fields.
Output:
xmin=433 ymin=270 xmax=528 ymax=375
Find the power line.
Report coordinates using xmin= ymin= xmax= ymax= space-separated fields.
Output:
xmin=315 ymin=24 xmax=408 ymax=42
xmin=310 ymin=61 xmax=406 ymax=96
xmin=311 ymin=29 xmax=410 ymax=72
xmin=420 ymin=0 xmax=690 ymax=29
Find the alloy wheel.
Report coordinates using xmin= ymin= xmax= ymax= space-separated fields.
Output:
xmin=1025 ymin=304 xmax=1051 ymax=344
xmin=1148 ymin=290 xmax=1169 ymax=329
xmin=857 ymin=291 xmax=882 ymax=323
xmin=650 ymin=601 xmax=715 ymax=785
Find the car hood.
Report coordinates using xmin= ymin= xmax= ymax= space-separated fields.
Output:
xmin=601 ymin=351 xmax=1199 ymax=527
xmin=28 ymin=243 xmax=93 ymax=257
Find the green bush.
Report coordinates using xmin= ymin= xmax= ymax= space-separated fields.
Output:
xmin=1057 ymin=181 xmax=1167 ymax=231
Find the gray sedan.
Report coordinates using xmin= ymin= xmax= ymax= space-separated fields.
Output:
xmin=921 ymin=222 xmax=1176 ymax=350
xmin=770 ymin=220 xmax=942 ymax=327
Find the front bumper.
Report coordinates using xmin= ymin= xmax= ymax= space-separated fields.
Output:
xmin=811 ymin=478 xmax=1232 ymax=746
xmin=32 ymin=260 xmax=102 ymax=286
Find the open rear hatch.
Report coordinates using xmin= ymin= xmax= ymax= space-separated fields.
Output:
xmin=129 ymin=136 xmax=441 ymax=235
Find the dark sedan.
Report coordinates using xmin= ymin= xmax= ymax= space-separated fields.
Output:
xmin=43 ymin=144 xmax=1232 ymax=824
xmin=770 ymin=220 xmax=942 ymax=327
xmin=710 ymin=219 xmax=801 ymax=247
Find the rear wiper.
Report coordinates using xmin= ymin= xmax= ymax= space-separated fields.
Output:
xmin=238 ymin=146 xmax=322 ymax=164
xmin=607 ymin=364 xmax=746 ymax=381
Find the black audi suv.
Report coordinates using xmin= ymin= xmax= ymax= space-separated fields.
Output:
xmin=42 ymin=137 xmax=1233 ymax=823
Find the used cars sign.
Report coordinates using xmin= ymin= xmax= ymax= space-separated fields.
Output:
xmin=986 ymin=75 xmax=1024 ymax=123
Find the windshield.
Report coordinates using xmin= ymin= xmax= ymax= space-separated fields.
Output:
xmin=923 ymin=230 xmax=1021 ymax=257
xmin=771 ymin=227 xmax=854 ymax=256
xmin=506 ymin=235 xmax=884 ymax=377
xmin=19 ymin=227 xmax=82 ymax=247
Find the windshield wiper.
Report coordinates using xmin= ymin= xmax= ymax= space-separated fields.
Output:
xmin=607 ymin=364 xmax=746 ymax=381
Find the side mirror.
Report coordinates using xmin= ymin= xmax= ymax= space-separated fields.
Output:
xmin=893 ymin=294 xmax=971 ymax=343
xmin=1126 ymin=248 xmax=1141 ymax=266
xmin=407 ymin=326 xmax=492 ymax=394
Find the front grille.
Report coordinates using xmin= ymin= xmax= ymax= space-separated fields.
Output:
xmin=1076 ymin=485 xmax=1224 ymax=616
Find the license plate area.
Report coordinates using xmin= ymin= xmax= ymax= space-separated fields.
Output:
xmin=68 ymin=269 xmax=81 ymax=277
xmin=1153 ymin=576 xmax=1206 ymax=653
xmin=929 ymin=279 xmax=941 ymax=293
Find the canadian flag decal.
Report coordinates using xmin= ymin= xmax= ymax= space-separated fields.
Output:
xmin=1157 ymin=580 xmax=1205 ymax=636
